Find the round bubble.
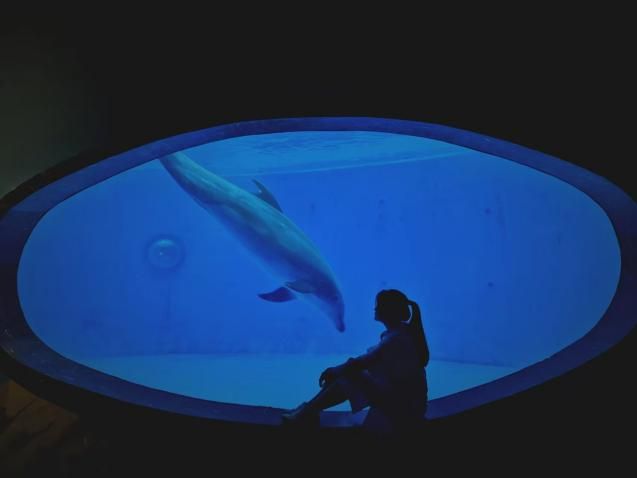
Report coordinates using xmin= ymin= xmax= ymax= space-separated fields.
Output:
xmin=147 ymin=238 xmax=184 ymax=270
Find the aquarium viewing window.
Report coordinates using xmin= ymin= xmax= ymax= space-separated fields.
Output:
xmin=1 ymin=117 xmax=635 ymax=427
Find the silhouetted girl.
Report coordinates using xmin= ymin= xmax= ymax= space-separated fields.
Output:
xmin=281 ymin=289 xmax=429 ymax=434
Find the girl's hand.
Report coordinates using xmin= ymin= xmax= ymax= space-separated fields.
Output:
xmin=319 ymin=367 xmax=339 ymax=388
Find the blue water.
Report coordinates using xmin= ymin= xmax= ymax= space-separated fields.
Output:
xmin=17 ymin=131 xmax=621 ymax=410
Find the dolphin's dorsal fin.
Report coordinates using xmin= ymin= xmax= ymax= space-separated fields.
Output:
xmin=258 ymin=287 xmax=296 ymax=302
xmin=252 ymin=179 xmax=283 ymax=212
xmin=285 ymin=280 xmax=315 ymax=294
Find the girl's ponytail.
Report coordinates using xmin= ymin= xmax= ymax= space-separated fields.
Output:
xmin=407 ymin=300 xmax=429 ymax=367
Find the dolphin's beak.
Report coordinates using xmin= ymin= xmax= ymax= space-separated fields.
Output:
xmin=334 ymin=310 xmax=346 ymax=332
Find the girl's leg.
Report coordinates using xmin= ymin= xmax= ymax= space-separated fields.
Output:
xmin=305 ymin=381 xmax=348 ymax=411
xmin=281 ymin=382 xmax=347 ymax=423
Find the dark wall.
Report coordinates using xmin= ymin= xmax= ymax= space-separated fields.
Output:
xmin=1 ymin=10 xmax=635 ymax=452
xmin=2 ymin=13 xmax=634 ymax=201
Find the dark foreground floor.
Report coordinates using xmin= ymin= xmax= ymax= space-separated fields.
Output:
xmin=2 ymin=376 xmax=633 ymax=476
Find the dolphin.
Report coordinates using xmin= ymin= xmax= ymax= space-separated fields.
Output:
xmin=159 ymin=152 xmax=345 ymax=332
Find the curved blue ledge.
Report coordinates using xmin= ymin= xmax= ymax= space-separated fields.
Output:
xmin=1 ymin=117 xmax=635 ymax=426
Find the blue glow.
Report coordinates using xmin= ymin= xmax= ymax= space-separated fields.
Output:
xmin=16 ymin=131 xmax=621 ymax=411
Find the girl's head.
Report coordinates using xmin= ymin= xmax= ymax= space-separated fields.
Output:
xmin=374 ymin=289 xmax=410 ymax=326
xmin=375 ymin=288 xmax=430 ymax=367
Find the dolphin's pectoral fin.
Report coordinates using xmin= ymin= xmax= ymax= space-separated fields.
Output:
xmin=258 ymin=287 xmax=296 ymax=302
xmin=252 ymin=179 xmax=283 ymax=212
xmin=285 ymin=280 xmax=316 ymax=294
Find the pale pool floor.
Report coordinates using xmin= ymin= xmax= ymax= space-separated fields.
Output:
xmin=82 ymin=355 xmax=518 ymax=412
